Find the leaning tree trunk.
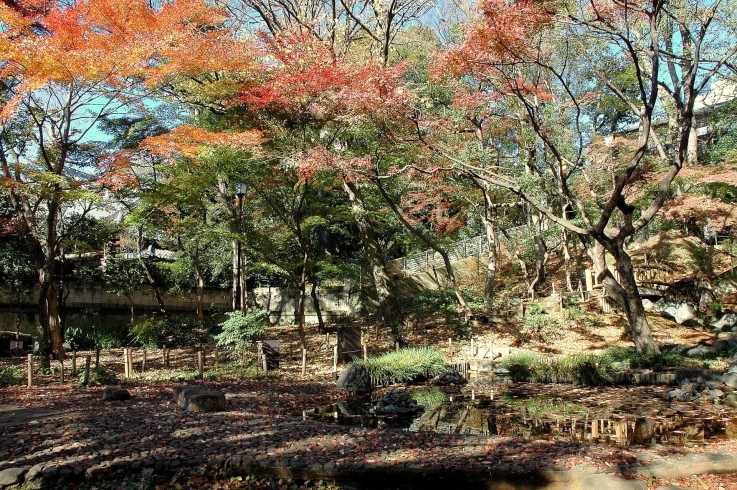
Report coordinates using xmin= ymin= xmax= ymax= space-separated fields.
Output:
xmin=343 ymin=180 xmax=401 ymax=338
xmin=481 ymin=201 xmax=498 ymax=314
xmin=587 ymin=239 xmax=660 ymax=354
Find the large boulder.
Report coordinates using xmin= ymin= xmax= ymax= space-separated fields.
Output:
xmin=709 ymin=312 xmax=737 ymax=332
xmin=102 ymin=386 xmax=131 ymax=401
xmin=661 ymin=301 xmax=700 ymax=327
xmin=337 ymin=363 xmax=372 ymax=394
xmin=173 ymin=385 xmax=226 ymax=412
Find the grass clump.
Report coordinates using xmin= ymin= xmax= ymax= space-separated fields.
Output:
xmin=502 ymin=352 xmax=614 ymax=385
xmin=603 ymin=347 xmax=694 ymax=370
xmin=357 ymin=347 xmax=447 ymax=385
xmin=0 ymin=365 xmax=24 ymax=386
xmin=408 ymin=387 xmax=449 ymax=408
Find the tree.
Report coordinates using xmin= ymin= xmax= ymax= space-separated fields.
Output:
xmin=0 ymin=0 xmax=232 ymax=364
xmin=431 ymin=0 xmax=737 ymax=353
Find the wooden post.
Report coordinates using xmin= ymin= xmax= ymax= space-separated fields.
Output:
xmin=128 ymin=348 xmax=134 ymax=377
xmin=142 ymin=350 xmax=147 ymax=372
xmin=471 ymin=338 xmax=475 ymax=358
xmin=395 ymin=341 xmax=400 ymax=352
xmin=448 ymin=338 xmax=453 ymax=357
xmin=198 ymin=351 xmax=204 ymax=380
xmin=59 ymin=353 xmax=64 ymax=384
xmin=363 ymin=343 xmax=367 ymax=361
xmin=95 ymin=348 xmax=100 ymax=368
xmin=215 ymin=348 xmax=219 ymax=369
xmin=27 ymin=354 xmax=33 ymax=388
xmin=82 ymin=356 xmax=91 ymax=388
xmin=301 ymin=348 xmax=307 ymax=377
xmin=123 ymin=348 xmax=129 ymax=378
xmin=585 ymin=268 xmax=593 ymax=291
xmin=262 ymin=354 xmax=268 ymax=376
xmin=333 ymin=345 xmax=338 ymax=382
xmin=72 ymin=350 xmax=77 ymax=377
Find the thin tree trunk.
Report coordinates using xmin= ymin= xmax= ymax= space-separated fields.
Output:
xmin=343 ymin=180 xmax=401 ymax=338
xmin=136 ymin=229 xmax=166 ymax=314
xmin=295 ymin=251 xmax=308 ymax=349
xmin=310 ymin=280 xmax=326 ymax=333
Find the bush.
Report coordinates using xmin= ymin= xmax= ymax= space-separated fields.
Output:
xmin=131 ymin=317 xmax=166 ymax=348
xmin=81 ymin=365 xmax=117 ymax=386
xmin=215 ymin=310 xmax=267 ymax=358
xmin=502 ymin=351 xmax=537 ymax=382
xmin=356 ymin=347 xmax=447 ymax=385
xmin=604 ymin=347 xmax=691 ymax=371
xmin=519 ymin=304 xmax=562 ymax=343
xmin=0 ymin=366 xmax=24 ymax=386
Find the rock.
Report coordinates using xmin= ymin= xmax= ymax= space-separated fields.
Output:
xmin=102 ymin=386 xmax=131 ymax=402
xmin=726 ymin=393 xmax=737 ymax=407
xmin=0 ymin=467 xmax=27 ymax=486
xmin=723 ymin=372 xmax=737 ymax=389
xmin=718 ymin=332 xmax=737 ymax=343
xmin=668 ymin=344 xmax=697 ymax=355
xmin=336 ymin=363 xmax=372 ymax=394
xmin=686 ymin=345 xmax=715 ymax=358
xmin=431 ymin=369 xmax=468 ymax=386
xmin=173 ymin=385 xmax=226 ymax=412
xmin=661 ymin=302 xmax=700 ymax=327
xmin=713 ymin=339 xmax=732 ymax=355
xmin=24 ymin=463 xmax=44 ymax=482
xmin=642 ymin=299 xmax=659 ymax=312
xmin=709 ymin=312 xmax=737 ymax=331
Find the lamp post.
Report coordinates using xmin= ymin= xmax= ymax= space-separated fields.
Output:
xmin=234 ymin=183 xmax=247 ymax=312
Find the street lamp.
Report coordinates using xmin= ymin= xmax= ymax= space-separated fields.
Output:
xmin=234 ymin=183 xmax=247 ymax=312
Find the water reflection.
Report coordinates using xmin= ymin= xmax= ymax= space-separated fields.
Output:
xmin=305 ymin=389 xmax=737 ymax=446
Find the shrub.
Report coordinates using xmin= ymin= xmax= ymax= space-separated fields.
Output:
xmin=603 ymin=347 xmax=692 ymax=371
xmin=131 ymin=317 xmax=166 ymax=348
xmin=356 ymin=347 xmax=447 ymax=385
xmin=81 ymin=365 xmax=117 ymax=386
xmin=0 ymin=366 xmax=24 ymax=386
xmin=501 ymin=351 xmax=537 ymax=382
xmin=564 ymin=296 xmax=586 ymax=322
xmin=408 ymin=387 xmax=448 ymax=408
xmin=519 ymin=304 xmax=562 ymax=343
xmin=215 ymin=310 xmax=267 ymax=359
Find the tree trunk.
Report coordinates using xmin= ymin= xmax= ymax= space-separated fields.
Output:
xmin=310 ymin=280 xmax=326 ymax=334
xmin=232 ymin=239 xmax=240 ymax=311
xmin=482 ymin=217 xmax=498 ymax=314
xmin=687 ymin=124 xmax=699 ymax=165
xmin=343 ymin=180 xmax=401 ymax=338
xmin=38 ymin=265 xmax=62 ymax=369
xmin=587 ymin=239 xmax=660 ymax=354
xmin=531 ymin=211 xmax=547 ymax=293
xmin=295 ymin=251 xmax=308 ymax=349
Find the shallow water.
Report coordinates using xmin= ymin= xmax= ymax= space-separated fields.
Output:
xmin=306 ymin=385 xmax=737 ymax=446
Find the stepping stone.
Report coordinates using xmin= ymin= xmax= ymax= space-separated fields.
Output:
xmin=0 ymin=467 xmax=27 ymax=486
xmin=102 ymin=387 xmax=131 ymax=401
xmin=173 ymin=385 xmax=226 ymax=412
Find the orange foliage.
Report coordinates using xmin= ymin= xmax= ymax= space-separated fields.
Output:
xmin=141 ymin=125 xmax=263 ymax=160
xmin=0 ymin=0 xmax=249 ymax=121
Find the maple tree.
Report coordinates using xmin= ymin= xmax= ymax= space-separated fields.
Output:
xmin=0 ymin=0 xmax=234 ymax=364
xmin=430 ymin=0 xmax=737 ymax=353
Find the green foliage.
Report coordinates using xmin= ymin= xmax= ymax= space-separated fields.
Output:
xmin=215 ymin=310 xmax=268 ymax=355
xmin=356 ymin=347 xmax=448 ymax=385
xmin=519 ymin=304 xmax=562 ymax=343
xmin=501 ymin=352 xmax=613 ymax=385
xmin=0 ymin=365 xmax=24 ymax=386
xmin=408 ymin=387 xmax=448 ymax=408
xmin=710 ymin=301 xmax=724 ymax=317
xmin=131 ymin=317 xmax=166 ymax=348
xmin=82 ymin=365 xmax=117 ymax=386
xmin=564 ymin=296 xmax=586 ymax=321
xmin=97 ymin=331 xmax=128 ymax=349
xmin=604 ymin=347 xmax=692 ymax=370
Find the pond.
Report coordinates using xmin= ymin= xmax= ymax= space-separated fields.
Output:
xmin=304 ymin=383 xmax=737 ymax=446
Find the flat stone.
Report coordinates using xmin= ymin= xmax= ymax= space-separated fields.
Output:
xmin=0 ymin=467 xmax=27 ymax=486
xmin=102 ymin=387 xmax=131 ymax=402
xmin=579 ymin=473 xmax=646 ymax=489
xmin=686 ymin=345 xmax=715 ymax=358
xmin=723 ymin=372 xmax=737 ymax=389
xmin=24 ymin=463 xmax=44 ymax=482
xmin=173 ymin=385 xmax=226 ymax=412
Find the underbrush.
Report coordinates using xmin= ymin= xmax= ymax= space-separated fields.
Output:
xmin=501 ymin=347 xmax=701 ymax=385
xmin=0 ymin=365 xmax=24 ymax=386
xmin=355 ymin=347 xmax=447 ymax=385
